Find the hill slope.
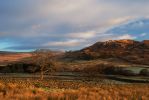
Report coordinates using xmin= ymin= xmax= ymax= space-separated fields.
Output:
xmin=66 ymin=39 xmax=149 ymax=65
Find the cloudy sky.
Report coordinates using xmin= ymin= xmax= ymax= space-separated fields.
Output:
xmin=0 ymin=0 xmax=149 ymax=51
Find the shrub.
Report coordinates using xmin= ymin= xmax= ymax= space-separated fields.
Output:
xmin=120 ymin=70 xmax=137 ymax=76
xmin=104 ymin=67 xmax=137 ymax=76
xmin=103 ymin=66 xmax=123 ymax=75
xmin=139 ymin=69 xmax=149 ymax=76
xmin=83 ymin=64 xmax=115 ymax=74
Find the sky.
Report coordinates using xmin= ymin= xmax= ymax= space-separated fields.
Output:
xmin=0 ymin=0 xmax=149 ymax=51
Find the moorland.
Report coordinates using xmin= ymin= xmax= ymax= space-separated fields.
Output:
xmin=0 ymin=39 xmax=149 ymax=100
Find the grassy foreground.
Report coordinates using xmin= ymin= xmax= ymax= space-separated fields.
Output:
xmin=0 ymin=78 xmax=148 ymax=100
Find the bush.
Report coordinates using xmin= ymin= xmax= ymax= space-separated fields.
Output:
xmin=104 ymin=67 xmax=137 ymax=76
xmin=103 ymin=67 xmax=123 ymax=75
xmin=139 ymin=69 xmax=149 ymax=76
xmin=120 ymin=70 xmax=137 ymax=76
xmin=83 ymin=64 xmax=115 ymax=74
xmin=82 ymin=64 xmax=138 ymax=76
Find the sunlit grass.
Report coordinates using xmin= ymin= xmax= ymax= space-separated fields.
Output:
xmin=0 ymin=78 xmax=148 ymax=100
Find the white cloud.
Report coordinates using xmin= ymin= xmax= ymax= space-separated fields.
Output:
xmin=68 ymin=31 xmax=96 ymax=39
xmin=140 ymin=33 xmax=147 ymax=37
xmin=44 ymin=39 xmax=85 ymax=47
xmin=32 ymin=24 xmax=41 ymax=30
xmin=107 ymin=16 xmax=135 ymax=25
xmin=117 ymin=34 xmax=136 ymax=40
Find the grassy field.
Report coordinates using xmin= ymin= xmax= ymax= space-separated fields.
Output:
xmin=0 ymin=78 xmax=148 ymax=100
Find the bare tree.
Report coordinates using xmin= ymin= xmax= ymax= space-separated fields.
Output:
xmin=32 ymin=49 xmax=55 ymax=80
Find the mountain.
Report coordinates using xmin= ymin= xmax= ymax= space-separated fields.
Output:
xmin=66 ymin=39 xmax=149 ymax=65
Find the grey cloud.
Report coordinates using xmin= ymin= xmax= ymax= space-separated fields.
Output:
xmin=0 ymin=0 xmax=149 ymax=51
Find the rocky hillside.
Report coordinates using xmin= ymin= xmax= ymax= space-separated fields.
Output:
xmin=66 ymin=40 xmax=149 ymax=65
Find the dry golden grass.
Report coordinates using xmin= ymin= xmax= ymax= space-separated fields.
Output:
xmin=0 ymin=53 xmax=31 ymax=63
xmin=0 ymin=78 xmax=148 ymax=100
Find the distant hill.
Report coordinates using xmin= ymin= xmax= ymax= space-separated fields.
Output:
xmin=66 ymin=39 xmax=149 ymax=65
xmin=0 ymin=49 xmax=64 ymax=65
xmin=0 ymin=50 xmax=64 ymax=73
xmin=0 ymin=51 xmax=17 ymax=54
xmin=0 ymin=51 xmax=31 ymax=55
